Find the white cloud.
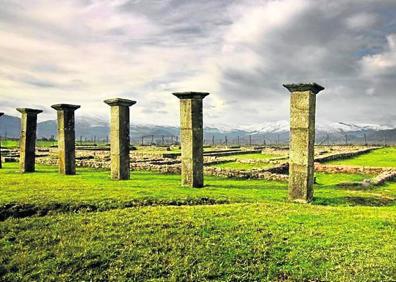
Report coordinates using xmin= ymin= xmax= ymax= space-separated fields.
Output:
xmin=0 ymin=0 xmax=395 ymax=127
xmin=346 ymin=12 xmax=378 ymax=30
xmin=360 ymin=34 xmax=396 ymax=76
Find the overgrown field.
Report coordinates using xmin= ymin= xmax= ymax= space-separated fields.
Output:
xmin=1 ymin=161 xmax=396 ymax=281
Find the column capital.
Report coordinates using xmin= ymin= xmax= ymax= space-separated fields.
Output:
xmin=16 ymin=108 xmax=43 ymax=115
xmin=173 ymin=92 xmax=209 ymax=100
xmin=51 ymin=104 xmax=81 ymax=111
xmin=104 ymin=98 xmax=136 ymax=107
xmin=283 ymin=83 xmax=324 ymax=94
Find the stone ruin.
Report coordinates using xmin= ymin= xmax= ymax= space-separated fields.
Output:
xmin=3 ymin=82 xmax=393 ymax=203
xmin=51 ymin=104 xmax=80 ymax=175
xmin=283 ymin=83 xmax=324 ymax=203
xmin=104 ymin=98 xmax=136 ymax=180
xmin=16 ymin=108 xmax=43 ymax=173
xmin=173 ymin=92 xmax=209 ymax=188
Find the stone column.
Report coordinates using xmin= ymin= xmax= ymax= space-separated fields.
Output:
xmin=104 ymin=98 xmax=136 ymax=180
xmin=173 ymin=92 xmax=209 ymax=188
xmin=51 ymin=104 xmax=80 ymax=175
xmin=0 ymin=112 xmax=3 ymax=169
xmin=17 ymin=108 xmax=43 ymax=173
xmin=283 ymin=83 xmax=324 ymax=203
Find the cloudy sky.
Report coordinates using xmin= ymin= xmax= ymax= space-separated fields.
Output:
xmin=0 ymin=0 xmax=395 ymax=128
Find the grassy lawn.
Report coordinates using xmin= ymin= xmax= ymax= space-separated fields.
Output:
xmin=1 ymin=204 xmax=395 ymax=281
xmin=232 ymin=153 xmax=284 ymax=160
xmin=209 ymin=161 xmax=274 ymax=170
xmin=327 ymin=147 xmax=396 ymax=168
xmin=0 ymin=162 xmax=393 ymax=211
xmin=315 ymin=172 xmax=371 ymax=186
xmin=1 ymin=139 xmax=57 ymax=148
xmin=1 ymin=162 xmax=396 ymax=281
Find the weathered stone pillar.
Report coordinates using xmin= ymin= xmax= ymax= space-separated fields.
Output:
xmin=17 ymin=108 xmax=43 ymax=173
xmin=51 ymin=104 xmax=80 ymax=175
xmin=173 ymin=92 xmax=209 ymax=187
xmin=0 ymin=112 xmax=3 ymax=169
xmin=104 ymin=98 xmax=136 ymax=180
xmin=283 ymin=83 xmax=324 ymax=203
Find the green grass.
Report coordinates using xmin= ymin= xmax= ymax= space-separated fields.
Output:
xmin=134 ymin=146 xmax=181 ymax=154
xmin=1 ymin=139 xmax=57 ymax=148
xmin=210 ymin=161 xmax=274 ymax=170
xmin=1 ymin=162 xmax=396 ymax=281
xmin=315 ymin=172 xmax=371 ymax=186
xmin=231 ymin=153 xmax=284 ymax=160
xmin=0 ymin=163 xmax=286 ymax=209
xmin=1 ymin=203 xmax=396 ymax=281
xmin=0 ymin=162 xmax=393 ymax=211
xmin=328 ymin=147 xmax=396 ymax=168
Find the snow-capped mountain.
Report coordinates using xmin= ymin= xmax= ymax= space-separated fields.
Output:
xmin=235 ymin=121 xmax=395 ymax=135
xmin=317 ymin=122 xmax=394 ymax=133
xmin=0 ymin=115 xmax=395 ymax=144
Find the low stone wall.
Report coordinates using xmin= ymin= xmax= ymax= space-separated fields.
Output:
xmin=335 ymin=170 xmax=396 ymax=188
xmin=203 ymin=167 xmax=288 ymax=181
xmin=371 ymin=171 xmax=396 ymax=186
xmin=314 ymin=147 xmax=380 ymax=163
xmin=314 ymin=163 xmax=389 ymax=175
xmin=237 ymin=158 xmax=287 ymax=165
xmin=3 ymin=157 xmax=17 ymax=163
xmin=76 ymin=146 xmax=110 ymax=151
xmin=36 ymin=156 xmax=287 ymax=181
xmin=203 ymin=150 xmax=261 ymax=157
xmin=131 ymin=162 xmax=181 ymax=174
xmin=266 ymin=163 xmax=289 ymax=174
xmin=237 ymin=159 xmax=270 ymax=164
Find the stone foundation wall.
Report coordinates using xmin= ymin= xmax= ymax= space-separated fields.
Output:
xmin=371 ymin=171 xmax=396 ymax=186
xmin=314 ymin=147 xmax=379 ymax=163
xmin=314 ymin=163 xmax=390 ymax=175
xmin=36 ymin=156 xmax=288 ymax=181
xmin=203 ymin=167 xmax=288 ymax=181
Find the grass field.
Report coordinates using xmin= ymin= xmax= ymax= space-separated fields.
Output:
xmin=209 ymin=161 xmax=274 ymax=170
xmin=1 ymin=163 xmax=396 ymax=281
xmin=1 ymin=139 xmax=57 ymax=148
xmin=328 ymin=147 xmax=396 ymax=168
xmin=231 ymin=153 xmax=285 ymax=160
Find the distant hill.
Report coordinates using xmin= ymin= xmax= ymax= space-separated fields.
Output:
xmin=0 ymin=114 xmax=395 ymax=145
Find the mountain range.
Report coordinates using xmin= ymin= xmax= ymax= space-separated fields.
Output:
xmin=0 ymin=115 xmax=395 ymax=145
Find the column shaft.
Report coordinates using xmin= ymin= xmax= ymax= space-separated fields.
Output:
xmin=104 ymin=98 xmax=136 ymax=180
xmin=52 ymin=104 xmax=80 ymax=175
xmin=180 ymin=98 xmax=204 ymax=187
xmin=173 ymin=92 xmax=209 ymax=188
xmin=110 ymin=105 xmax=130 ymax=179
xmin=289 ymin=91 xmax=316 ymax=202
xmin=283 ymin=83 xmax=324 ymax=203
xmin=17 ymin=108 xmax=42 ymax=173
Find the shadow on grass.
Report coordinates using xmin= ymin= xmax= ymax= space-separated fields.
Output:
xmin=0 ymin=197 xmax=232 ymax=221
xmin=204 ymin=183 xmax=287 ymax=191
xmin=313 ymin=196 xmax=396 ymax=207
xmin=317 ymin=184 xmax=375 ymax=191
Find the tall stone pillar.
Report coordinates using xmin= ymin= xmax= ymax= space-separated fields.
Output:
xmin=51 ymin=104 xmax=80 ymax=175
xmin=17 ymin=108 xmax=43 ymax=173
xmin=283 ymin=83 xmax=324 ymax=203
xmin=104 ymin=98 xmax=136 ymax=180
xmin=173 ymin=92 xmax=209 ymax=188
xmin=0 ymin=112 xmax=3 ymax=169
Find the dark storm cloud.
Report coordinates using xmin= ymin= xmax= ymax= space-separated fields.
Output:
xmin=215 ymin=0 xmax=396 ymax=125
